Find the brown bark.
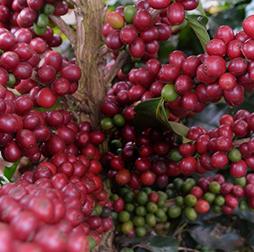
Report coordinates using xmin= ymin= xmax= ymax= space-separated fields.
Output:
xmin=73 ymin=0 xmax=106 ymax=126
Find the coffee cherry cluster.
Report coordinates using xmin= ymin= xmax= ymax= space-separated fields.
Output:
xmin=0 ymin=153 xmax=112 ymax=252
xmin=0 ymin=28 xmax=80 ymax=103
xmin=112 ymin=187 xmax=172 ymax=237
xmin=0 ymin=0 xmax=68 ymax=39
xmin=102 ymin=126 xmax=177 ymax=189
xmin=167 ymin=109 xmax=254 ymax=177
xmin=0 ymin=94 xmax=106 ymax=163
xmin=103 ymin=0 xmax=199 ymax=59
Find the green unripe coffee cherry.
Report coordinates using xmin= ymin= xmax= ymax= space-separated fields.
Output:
xmin=184 ymin=194 xmax=197 ymax=207
xmin=240 ymin=200 xmax=249 ymax=211
xmin=93 ymin=205 xmax=103 ymax=216
xmin=156 ymin=209 xmax=167 ymax=222
xmin=118 ymin=211 xmax=130 ymax=223
xmin=228 ymin=148 xmax=242 ymax=162
xmin=166 ymin=189 xmax=175 ymax=199
xmin=113 ymin=114 xmax=125 ymax=127
xmin=147 ymin=202 xmax=158 ymax=213
xmin=175 ymin=196 xmax=184 ymax=207
xmin=168 ymin=205 xmax=182 ymax=219
xmin=136 ymin=191 xmax=148 ymax=205
xmin=33 ymin=24 xmax=47 ymax=35
xmin=214 ymin=196 xmax=225 ymax=206
xmin=121 ymin=221 xmax=133 ymax=234
xmin=124 ymin=5 xmax=136 ymax=23
xmin=146 ymin=214 xmax=156 ymax=227
xmin=125 ymin=203 xmax=135 ymax=213
xmin=158 ymin=191 xmax=168 ymax=201
xmin=209 ymin=181 xmax=221 ymax=194
xmin=100 ymin=117 xmax=114 ymax=131
xmin=142 ymin=187 xmax=152 ymax=194
xmin=136 ymin=227 xmax=147 ymax=237
xmin=161 ymin=84 xmax=178 ymax=102
xmin=8 ymin=74 xmax=16 ymax=87
xmin=37 ymin=13 xmax=49 ymax=28
xmin=234 ymin=177 xmax=247 ymax=187
xmin=169 ymin=149 xmax=183 ymax=162
xmin=44 ymin=4 xmax=55 ymax=15
xmin=182 ymin=181 xmax=194 ymax=194
xmin=133 ymin=216 xmax=145 ymax=227
xmin=124 ymin=191 xmax=134 ymax=203
xmin=184 ymin=207 xmax=198 ymax=221
xmin=120 ymin=187 xmax=130 ymax=195
xmin=212 ymin=205 xmax=221 ymax=214
xmin=135 ymin=206 xmax=146 ymax=216
xmin=204 ymin=192 xmax=215 ymax=204
xmin=173 ymin=178 xmax=184 ymax=190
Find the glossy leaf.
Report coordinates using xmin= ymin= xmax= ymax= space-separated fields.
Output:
xmin=134 ymin=99 xmax=191 ymax=142
xmin=3 ymin=161 xmax=19 ymax=181
xmin=186 ymin=15 xmax=210 ymax=51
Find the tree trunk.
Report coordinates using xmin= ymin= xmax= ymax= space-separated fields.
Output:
xmin=74 ymin=0 xmax=106 ymax=126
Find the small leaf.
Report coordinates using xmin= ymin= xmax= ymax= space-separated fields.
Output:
xmin=3 ymin=161 xmax=19 ymax=181
xmin=186 ymin=15 xmax=210 ymax=51
xmin=148 ymin=236 xmax=178 ymax=252
xmin=134 ymin=99 xmax=191 ymax=142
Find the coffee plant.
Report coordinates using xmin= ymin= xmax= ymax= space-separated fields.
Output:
xmin=0 ymin=0 xmax=253 ymax=251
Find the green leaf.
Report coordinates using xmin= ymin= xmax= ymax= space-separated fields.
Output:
xmin=186 ymin=15 xmax=210 ymax=51
xmin=3 ymin=161 xmax=19 ymax=181
xmin=134 ymin=99 xmax=191 ymax=142
xmin=148 ymin=236 xmax=178 ymax=252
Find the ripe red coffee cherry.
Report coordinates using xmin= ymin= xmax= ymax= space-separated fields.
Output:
xmin=243 ymin=15 xmax=254 ymax=39
xmin=242 ymin=39 xmax=254 ymax=60
xmin=61 ymin=64 xmax=81 ymax=82
xmin=219 ymin=73 xmax=237 ymax=90
xmin=120 ymin=25 xmax=138 ymax=44
xmin=140 ymin=171 xmax=156 ymax=186
xmin=215 ymin=25 xmax=234 ymax=44
xmin=30 ymin=38 xmax=47 ymax=54
xmin=228 ymin=58 xmax=248 ymax=76
xmin=206 ymin=38 xmax=226 ymax=56
xmin=14 ymin=28 xmax=33 ymax=43
xmin=44 ymin=51 xmax=63 ymax=71
xmin=115 ymin=169 xmax=131 ymax=185
xmin=133 ymin=9 xmax=153 ymax=31
xmin=227 ymin=39 xmax=242 ymax=59
xmin=156 ymin=23 xmax=172 ymax=41
xmin=17 ymin=8 xmax=37 ymax=28
xmin=38 ymin=65 xmax=56 ymax=83
xmin=167 ymin=2 xmax=185 ymax=25
xmin=224 ymin=85 xmax=244 ymax=106
xmin=3 ymin=141 xmax=21 ymax=162
xmin=105 ymin=31 xmax=122 ymax=50
xmin=36 ymin=88 xmax=57 ymax=108
xmin=195 ymin=199 xmax=210 ymax=214
xmin=169 ymin=50 xmax=186 ymax=68
xmin=211 ymin=151 xmax=228 ymax=169
xmin=0 ymin=51 xmax=19 ymax=70
xmin=27 ymin=0 xmax=44 ymax=11
xmin=230 ymin=160 xmax=247 ymax=178
xmin=14 ymin=62 xmax=33 ymax=79
xmin=203 ymin=55 xmax=226 ymax=78
xmin=129 ymin=38 xmax=145 ymax=58
xmin=148 ymin=0 xmax=170 ymax=9
xmin=140 ymin=27 xmax=159 ymax=42
xmin=179 ymin=157 xmax=197 ymax=176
